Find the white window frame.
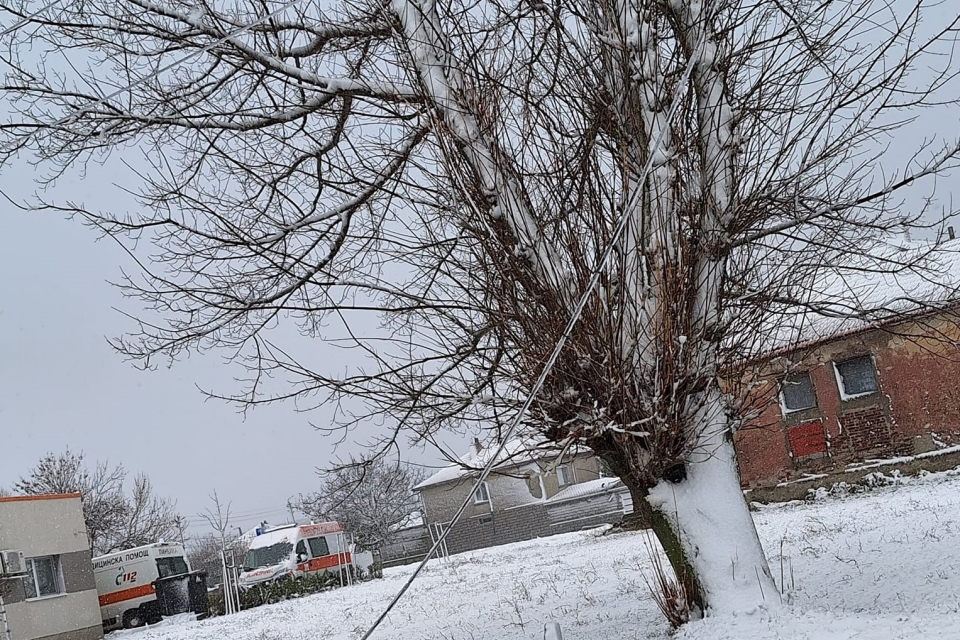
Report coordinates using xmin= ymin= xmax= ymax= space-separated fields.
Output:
xmin=833 ymin=355 xmax=879 ymax=401
xmin=556 ymin=464 xmax=574 ymax=487
xmin=23 ymin=555 xmax=65 ymax=600
xmin=473 ymin=481 xmax=491 ymax=504
xmin=779 ymin=371 xmax=817 ymax=415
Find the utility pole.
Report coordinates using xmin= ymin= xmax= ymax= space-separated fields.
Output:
xmin=174 ymin=516 xmax=186 ymax=546
xmin=287 ymin=498 xmax=296 ymax=525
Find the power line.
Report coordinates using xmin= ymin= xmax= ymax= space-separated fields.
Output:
xmin=358 ymin=15 xmax=712 ymax=640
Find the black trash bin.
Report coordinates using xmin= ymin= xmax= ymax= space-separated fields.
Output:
xmin=153 ymin=570 xmax=209 ymax=620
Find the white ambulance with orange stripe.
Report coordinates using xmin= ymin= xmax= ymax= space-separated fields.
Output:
xmin=93 ymin=542 xmax=191 ymax=630
xmin=238 ymin=522 xmax=364 ymax=588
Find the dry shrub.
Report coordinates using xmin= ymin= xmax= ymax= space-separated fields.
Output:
xmin=641 ymin=532 xmax=690 ymax=628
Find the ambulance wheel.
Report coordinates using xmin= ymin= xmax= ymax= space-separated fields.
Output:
xmin=122 ymin=609 xmax=146 ymax=629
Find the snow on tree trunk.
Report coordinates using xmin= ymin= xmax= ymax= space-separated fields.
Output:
xmin=647 ymin=389 xmax=779 ymax=615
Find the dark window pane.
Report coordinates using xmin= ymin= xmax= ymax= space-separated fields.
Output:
xmin=28 ymin=557 xmax=62 ymax=597
xmin=836 ymin=356 xmax=878 ymax=397
xmin=156 ymin=557 xmax=189 ymax=579
xmin=23 ymin=561 xmax=38 ymax=598
xmin=308 ymin=537 xmax=329 ymax=557
xmin=782 ymin=373 xmax=816 ymax=412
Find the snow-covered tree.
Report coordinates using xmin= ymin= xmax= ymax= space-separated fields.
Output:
xmin=297 ymin=458 xmax=425 ymax=550
xmin=13 ymin=450 xmax=181 ymax=555
xmin=2 ymin=0 xmax=959 ymax=617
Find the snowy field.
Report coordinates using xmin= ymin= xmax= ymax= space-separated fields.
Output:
xmin=117 ymin=468 xmax=960 ymax=640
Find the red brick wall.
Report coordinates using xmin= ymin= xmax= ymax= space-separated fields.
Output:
xmin=874 ymin=339 xmax=960 ymax=445
xmin=734 ymin=314 xmax=960 ymax=486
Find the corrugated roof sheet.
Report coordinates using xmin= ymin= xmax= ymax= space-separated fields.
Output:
xmin=546 ymin=478 xmax=625 ymax=504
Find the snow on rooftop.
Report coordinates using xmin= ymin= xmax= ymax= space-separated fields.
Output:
xmin=546 ymin=477 xmax=626 ymax=504
xmin=753 ymin=241 xmax=960 ymax=355
xmin=245 ymin=524 xmax=299 ymax=550
xmin=415 ymin=437 xmax=581 ymax=490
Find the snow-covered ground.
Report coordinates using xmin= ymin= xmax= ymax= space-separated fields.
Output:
xmin=117 ymin=468 xmax=960 ymax=640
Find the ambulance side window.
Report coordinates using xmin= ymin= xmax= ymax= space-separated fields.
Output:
xmin=296 ymin=540 xmax=308 ymax=559
xmin=156 ymin=557 xmax=189 ymax=579
xmin=308 ymin=537 xmax=329 ymax=557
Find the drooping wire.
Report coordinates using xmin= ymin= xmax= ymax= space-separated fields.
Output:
xmin=358 ymin=10 xmax=711 ymax=640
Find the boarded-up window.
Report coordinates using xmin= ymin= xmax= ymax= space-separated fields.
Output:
xmin=787 ymin=421 xmax=828 ymax=459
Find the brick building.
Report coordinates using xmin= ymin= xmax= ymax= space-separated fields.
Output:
xmin=735 ymin=293 xmax=960 ymax=487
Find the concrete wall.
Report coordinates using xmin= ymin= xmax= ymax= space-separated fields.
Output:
xmin=538 ymin=454 xmax=601 ymax=500
xmin=380 ymin=525 xmax=432 ymax=568
xmin=735 ymin=312 xmax=960 ymax=487
xmin=0 ymin=494 xmax=103 ymax=640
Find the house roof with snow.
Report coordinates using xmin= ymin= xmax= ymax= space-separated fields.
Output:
xmin=414 ymin=437 xmax=584 ymax=490
xmin=753 ymin=241 xmax=960 ymax=357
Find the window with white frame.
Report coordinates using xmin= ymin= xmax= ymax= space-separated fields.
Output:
xmin=834 ymin=355 xmax=879 ymax=399
xmin=23 ymin=556 xmax=64 ymax=599
xmin=556 ymin=465 xmax=574 ymax=487
xmin=474 ymin=481 xmax=490 ymax=504
xmin=780 ymin=372 xmax=817 ymax=413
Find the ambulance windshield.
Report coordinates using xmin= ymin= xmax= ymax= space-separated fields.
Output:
xmin=243 ymin=542 xmax=293 ymax=571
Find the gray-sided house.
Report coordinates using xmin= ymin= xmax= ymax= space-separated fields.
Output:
xmin=0 ymin=493 xmax=103 ymax=640
xmin=410 ymin=439 xmax=631 ymax=557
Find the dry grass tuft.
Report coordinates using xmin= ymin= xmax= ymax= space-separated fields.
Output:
xmin=641 ymin=532 xmax=690 ymax=628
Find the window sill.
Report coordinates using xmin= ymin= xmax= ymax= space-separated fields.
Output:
xmin=838 ymin=391 xmax=880 ymax=403
xmin=25 ymin=593 xmax=67 ymax=603
xmin=782 ymin=405 xmax=817 ymax=415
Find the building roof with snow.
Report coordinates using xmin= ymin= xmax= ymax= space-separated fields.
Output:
xmin=752 ymin=241 xmax=960 ymax=357
xmin=414 ymin=437 xmax=583 ymax=490
xmin=545 ymin=477 xmax=626 ymax=504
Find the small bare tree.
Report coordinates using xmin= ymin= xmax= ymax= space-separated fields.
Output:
xmin=199 ymin=490 xmax=234 ymax=548
xmin=190 ymin=493 xmax=247 ymax=585
xmin=297 ymin=458 xmax=425 ymax=550
xmin=13 ymin=450 xmax=180 ymax=555
xmin=2 ymin=0 xmax=960 ymax=618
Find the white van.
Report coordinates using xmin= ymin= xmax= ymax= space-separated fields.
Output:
xmin=93 ymin=542 xmax=191 ymax=630
xmin=239 ymin=522 xmax=372 ymax=588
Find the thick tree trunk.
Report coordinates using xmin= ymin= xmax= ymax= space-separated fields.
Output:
xmin=628 ymin=482 xmax=707 ymax=615
xmin=646 ymin=392 xmax=780 ymax=615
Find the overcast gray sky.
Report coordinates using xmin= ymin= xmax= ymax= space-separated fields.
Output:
xmin=0 ymin=203 xmax=463 ymax=535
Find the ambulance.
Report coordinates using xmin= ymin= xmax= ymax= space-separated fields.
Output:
xmin=92 ymin=542 xmax=191 ymax=630
xmin=238 ymin=521 xmax=372 ymax=588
